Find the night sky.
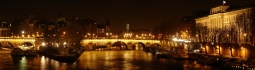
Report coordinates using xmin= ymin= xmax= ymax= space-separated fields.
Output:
xmin=0 ymin=0 xmax=255 ymax=32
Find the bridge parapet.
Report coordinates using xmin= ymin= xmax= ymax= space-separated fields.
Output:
xmin=82 ymin=39 xmax=160 ymax=42
xmin=81 ymin=39 xmax=161 ymax=50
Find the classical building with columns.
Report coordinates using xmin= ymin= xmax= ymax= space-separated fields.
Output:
xmin=195 ymin=5 xmax=255 ymax=58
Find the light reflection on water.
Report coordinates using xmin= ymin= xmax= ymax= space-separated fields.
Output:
xmin=0 ymin=51 xmax=218 ymax=70
xmin=78 ymin=50 xmax=154 ymax=70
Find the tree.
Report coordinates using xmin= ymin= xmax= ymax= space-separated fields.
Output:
xmin=248 ymin=9 xmax=255 ymax=45
xmin=196 ymin=23 xmax=203 ymax=43
xmin=196 ymin=23 xmax=208 ymax=53
xmin=236 ymin=12 xmax=252 ymax=44
xmin=227 ymin=25 xmax=239 ymax=56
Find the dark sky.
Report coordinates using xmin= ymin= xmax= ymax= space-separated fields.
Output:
xmin=0 ymin=0 xmax=255 ymax=32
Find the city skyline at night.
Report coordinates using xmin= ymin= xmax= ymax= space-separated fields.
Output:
xmin=1 ymin=1 xmax=255 ymax=70
xmin=0 ymin=0 xmax=255 ymax=32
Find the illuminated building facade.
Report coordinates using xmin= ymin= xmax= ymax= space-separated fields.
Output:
xmin=195 ymin=5 xmax=255 ymax=58
xmin=196 ymin=5 xmax=255 ymax=44
xmin=9 ymin=15 xmax=47 ymax=38
xmin=96 ymin=20 xmax=111 ymax=38
xmin=0 ymin=22 xmax=11 ymax=37
xmin=44 ymin=17 xmax=96 ymax=47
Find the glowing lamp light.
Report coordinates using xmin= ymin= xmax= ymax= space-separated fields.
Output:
xmin=42 ymin=42 xmax=45 ymax=46
xmin=241 ymin=47 xmax=244 ymax=49
xmin=63 ymin=42 xmax=67 ymax=45
xmin=172 ymin=38 xmax=178 ymax=41
xmin=223 ymin=0 xmax=226 ymax=5
xmin=179 ymin=39 xmax=184 ymax=41
xmin=184 ymin=41 xmax=191 ymax=43
xmin=21 ymin=31 xmax=25 ymax=34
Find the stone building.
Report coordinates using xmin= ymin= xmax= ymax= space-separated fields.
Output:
xmin=195 ymin=4 xmax=255 ymax=58
xmin=0 ymin=22 xmax=11 ymax=37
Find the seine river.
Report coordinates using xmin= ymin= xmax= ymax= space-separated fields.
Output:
xmin=0 ymin=50 xmax=219 ymax=70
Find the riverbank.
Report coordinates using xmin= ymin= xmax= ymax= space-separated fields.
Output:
xmin=188 ymin=53 xmax=255 ymax=70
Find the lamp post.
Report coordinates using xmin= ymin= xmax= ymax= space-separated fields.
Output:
xmin=21 ymin=30 xmax=25 ymax=37
xmin=106 ymin=33 xmax=109 ymax=38
xmin=244 ymin=33 xmax=247 ymax=44
xmin=87 ymin=33 xmax=91 ymax=39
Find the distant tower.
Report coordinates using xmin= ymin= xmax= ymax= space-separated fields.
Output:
xmin=105 ymin=19 xmax=110 ymax=32
xmin=126 ymin=23 xmax=129 ymax=32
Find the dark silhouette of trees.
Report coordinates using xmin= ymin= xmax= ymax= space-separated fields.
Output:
xmin=236 ymin=12 xmax=251 ymax=44
xmin=196 ymin=23 xmax=208 ymax=53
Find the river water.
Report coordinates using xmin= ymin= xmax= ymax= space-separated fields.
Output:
xmin=0 ymin=50 xmax=219 ymax=70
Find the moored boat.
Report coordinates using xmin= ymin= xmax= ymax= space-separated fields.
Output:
xmin=38 ymin=46 xmax=85 ymax=63
xmin=11 ymin=48 xmax=37 ymax=56
xmin=11 ymin=48 xmax=25 ymax=56
xmin=155 ymin=50 xmax=170 ymax=58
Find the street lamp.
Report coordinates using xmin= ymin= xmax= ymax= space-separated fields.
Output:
xmin=244 ymin=33 xmax=247 ymax=44
xmin=42 ymin=42 xmax=46 ymax=46
xmin=21 ymin=31 xmax=25 ymax=37
xmin=22 ymin=31 xmax=25 ymax=34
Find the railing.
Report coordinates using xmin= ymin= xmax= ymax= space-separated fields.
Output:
xmin=83 ymin=37 xmax=157 ymax=40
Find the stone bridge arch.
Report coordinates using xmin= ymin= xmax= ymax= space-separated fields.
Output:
xmin=81 ymin=39 xmax=161 ymax=50
xmin=111 ymin=41 xmax=128 ymax=50
xmin=0 ymin=38 xmax=35 ymax=50
xmin=131 ymin=42 xmax=146 ymax=50
xmin=20 ymin=42 xmax=35 ymax=50
xmin=0 ymin=41 xmax=14 ymax=50
xmin=149 ymin=43 xmax=161 ymax=49
xmin=93 ymin=42 xmax=108 ymax=50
